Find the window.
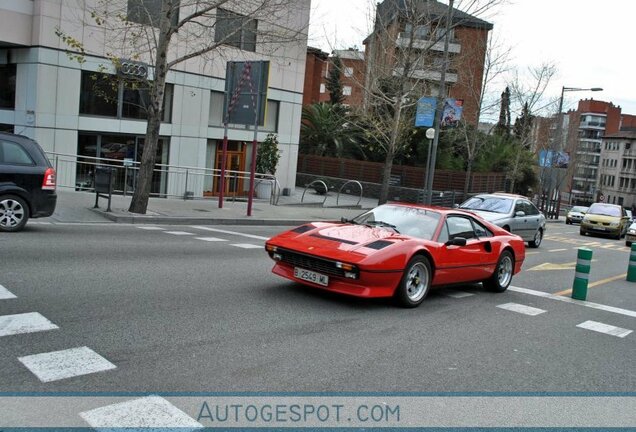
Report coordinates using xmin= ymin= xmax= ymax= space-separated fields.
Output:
xmin=472 ymin=219 xmax=492 ymax=238
xmin=319 ymin=83 xmax=326 ymax=94
xmin=79 ymin=71 xmax=173 ymax=122
xmin=0 ymin=140 xmax=34 ymax=165
xmin=344 ymin=67 xmax=353 ymax=77
xmin=447 ymin=217 xmax=476 ymax=240
xmin=0 ymin=64 xmax=16 ymax=109
xmin=127 ymin=0 xmax=179 ymax=27
xmin=343 ymin=86 xmax=352 ymax=96
xmin=215 ymin=8 xmax=257 ymax=52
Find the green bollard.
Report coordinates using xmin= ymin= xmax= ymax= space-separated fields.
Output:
xmin=572 ymin=247 xmax=593 ymax=300
xmin=627 ymin=243 xmax=636 ymax=282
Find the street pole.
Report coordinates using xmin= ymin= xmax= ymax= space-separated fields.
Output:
xmin=425 ymin=0 xmax=454 ymax=204
xmin=545 ymin=86 xmax=602 ymax=218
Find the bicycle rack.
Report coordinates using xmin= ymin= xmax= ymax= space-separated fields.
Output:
xmin=301 ymin=179 xmax=330 ymax=206
xmin=336 ymin=180 xmax=363 ymax=207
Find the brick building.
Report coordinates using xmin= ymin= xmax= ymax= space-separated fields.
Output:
xmin=362 ymin=0 xmax=492 ymax=126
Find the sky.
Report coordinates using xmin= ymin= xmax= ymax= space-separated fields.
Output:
xmin=308 ymin=0 xmax=636 ymax=121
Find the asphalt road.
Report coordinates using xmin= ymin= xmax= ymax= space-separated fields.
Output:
xmin=1 ymin=221 xmax=634 ymax=394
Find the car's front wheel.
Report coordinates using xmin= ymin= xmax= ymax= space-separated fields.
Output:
xmin=0 ymin=195 xmax=30 ymax=232
xmin=394 ymin=255 xmax=432 ymax=308
xmin=484 ymin=250 xmax=514 ymax=292
xmin=528 ymin=228 xmax=543 ymax=248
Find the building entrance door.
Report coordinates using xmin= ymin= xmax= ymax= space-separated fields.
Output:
xmin=212 ymin=141 xmax=246 ymax=197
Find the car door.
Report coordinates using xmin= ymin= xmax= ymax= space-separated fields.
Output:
xmin=510 ymin=199 xmax=530 ymax=240
xmin=0 ymin=138 xmax=40 ymax=198
xmin=434 ymin=215 xmax=493 ymax=285
xmin=521 ymin=200 xmax=541 ymax=240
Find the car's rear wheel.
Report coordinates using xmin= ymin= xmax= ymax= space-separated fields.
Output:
xmin=0 ymin=195 xmax=29 ymax=232
xmin=529 ymin=228 xmax=543 ymax=248
xmin=394 ymin=255 xmax=431 ymax=308
xmin=484 ymin=250 xmax=514 ymax=293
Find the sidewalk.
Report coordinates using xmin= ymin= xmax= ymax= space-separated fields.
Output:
xmin=42 ymin=187 xmax=379 ymax=225
xmin=42 ymin=188 xmax=565 ymax=225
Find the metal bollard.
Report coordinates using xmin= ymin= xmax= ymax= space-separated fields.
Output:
xmin=627 ymin=243 xmax=636 ymax=282
xmin=572 ymin=247 xmax=593 ymax=300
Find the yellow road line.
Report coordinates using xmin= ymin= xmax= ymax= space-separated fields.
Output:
xmin=553 ymin=273 xmax=627 ymax=296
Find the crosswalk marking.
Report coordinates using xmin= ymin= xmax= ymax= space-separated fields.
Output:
xmin=80 ymin=396 xmax=203 ymax=429
xmin=231 ymin=243 xmax=263 ymax=249
xmin=576 ymin=320 xmax=632 ymax=338
xmin=191 ymin=225 xmax=269 ymax=240
xmin=496 ymin=303 xmax=546 ymax=316
xmin=195 ymin=237 xmax=227 ymax=242
xmin=0 ymin=312 xmax=59 ymax=337
xmin=18 ymin=347 xmax=116 ymax=382
xmin=163 ymin=231 xmax=194 ymax=235
xmin=137 ymin=226 xmax=165 ymax=230
xmin=445 ymin=290 xmax=475 ymax=299
xmin=0 ymin=284 xmax=17 ymax=300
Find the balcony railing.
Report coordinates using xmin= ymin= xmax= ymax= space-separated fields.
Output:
xmin=393 ymin=67 xmax=458 ymax=83
xmin=396 ymin=33 xmax=461 ymax=54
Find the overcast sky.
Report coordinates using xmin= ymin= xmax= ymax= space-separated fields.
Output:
xmin=308 ymin=0 xmax=636 ymax=121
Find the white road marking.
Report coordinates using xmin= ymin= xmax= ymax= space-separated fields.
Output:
xmin=549 ymin=248 xmax=568 ymax=252
xmin=29 ymin=221 xmax=52 ymax=225
xmin=80 ymin=396 xmax=203 ymax=429
xmin=0 ymin=284 xmax=17 ymax=300
xmin=191 ymin=225 xmax=269 ymax=241
xmin=445 ymin=290 xmax=475 ymax=299
xmin=509 ymin=286 xmax=636 ymax=318
xmin=163 ymin=231 xmax=193 ymax=236
xmin=18 ymin=347 xmax=116 ymax=382
xmin=0 ymin=312 xmax=59 ymax=337
xmin=231 ymin=243 xmax=263 ymax=249
xmin=195 ymin=237 xmax=227 ymax=242
xmin=496 ymin=303 xmax=547 ymax=316
xmin=576 ymin=321 xmax=632 ymax=338
xmin=137 ymin=226 xmax=165 ymax=230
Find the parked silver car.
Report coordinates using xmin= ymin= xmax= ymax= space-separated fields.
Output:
xmin=625 ymin=221 xmax=636 ymax=247
xmin=459 ymin=193 xmax=546 ymax=248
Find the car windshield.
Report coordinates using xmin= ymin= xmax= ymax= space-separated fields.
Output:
xmin=459 ymin=196 xmax=513 ymax=214
xmin=571 ymin=206 xmax=588 ymax=213
xmin=352 ymin=204 xmax=441 ymax=240
xmin=588 ymin=203 xmax=621 ymax=217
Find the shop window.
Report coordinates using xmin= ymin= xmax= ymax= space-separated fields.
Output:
xmin=0 ymin=64 xmax=16 ymax=109
xmin=215 ymin=8 xmax=257 ymax=52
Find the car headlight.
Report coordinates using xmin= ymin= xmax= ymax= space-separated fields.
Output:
xmin=609 ymin=222 xmax=619 ymax=228
xmin=582 ymin=217 xmax=590 ymax=223
xmin=628 ymin=229 xmax=636 ymax=235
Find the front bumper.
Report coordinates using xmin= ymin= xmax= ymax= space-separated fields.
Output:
xmin=580 ymin=222 xmax=621 ymax=236
xmin=271 ymin=262 xmax=401 ymax=298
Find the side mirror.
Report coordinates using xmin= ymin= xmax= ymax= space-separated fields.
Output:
xmin=445 ymin=237 xmax=467 ymax=247
xmin=515 ymin=211 xmax=525 ymax=217
xmin=452 ymin=204 xmax=460 ymax=209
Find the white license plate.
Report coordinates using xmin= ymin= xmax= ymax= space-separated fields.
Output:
xmin=593 ymin=226 xmax=606 ymax=231
xmin=294 ymin=267 xmax=329 ymax=286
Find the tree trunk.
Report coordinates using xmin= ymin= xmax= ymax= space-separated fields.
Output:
xmin=128 ymin=1 xmax=172 ymax=214
xmin=464 ymin=156 xmax=474 ymax=196
xmin=378 ymin=149 xmax=394 ymax=204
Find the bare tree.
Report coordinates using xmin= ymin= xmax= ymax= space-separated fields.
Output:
xmin=455 ymin=33 xmax=511 ymax=195
xmin=508 ymin=62 xmax=558 ymax=192
xmin=362 ymin=0 xmax=502 ymax=204
xmin=58 ymin=0 xmax=309 ymax=214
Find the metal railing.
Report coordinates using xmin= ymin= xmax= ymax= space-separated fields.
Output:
xmin=47 ymin=152 xmax=280 ymax=205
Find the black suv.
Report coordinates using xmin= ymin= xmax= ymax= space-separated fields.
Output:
xmin=0 ymin=132 xmax=57 ymax=232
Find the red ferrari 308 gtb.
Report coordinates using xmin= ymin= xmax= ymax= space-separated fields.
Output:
xmin=265 ymin=203 xmax=525 ymax=308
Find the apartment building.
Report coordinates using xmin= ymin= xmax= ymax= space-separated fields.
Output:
xmin=0 ymin=0 xmax=310 ymax=198
xmin=363 ymin=0 xmax=492 ymax=126
xmin=597 ymin=128 xmax=636 ymax=208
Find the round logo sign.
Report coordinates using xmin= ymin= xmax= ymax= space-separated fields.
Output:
xmin=599 ymin=194 xmax=605 ymax=202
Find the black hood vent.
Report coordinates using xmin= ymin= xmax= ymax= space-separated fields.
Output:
xmin=292 ymin=225 xmax=313 ymax=233
xmin=366 ymin=240 xmax=392 ymax=250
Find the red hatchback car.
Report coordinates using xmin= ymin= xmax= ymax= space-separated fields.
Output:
xmin=265 ymin=203 xmax=525 ymax=307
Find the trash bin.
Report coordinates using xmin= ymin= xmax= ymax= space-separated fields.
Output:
xmin=94 ymin=166 xmax=115 ymax=212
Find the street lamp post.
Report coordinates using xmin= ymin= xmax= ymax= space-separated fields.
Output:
xmin=545 ymin=86 xmax=602 ymax=219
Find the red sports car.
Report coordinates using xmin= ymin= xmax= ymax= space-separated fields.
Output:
xmin=265 ymin=203 xmax=525 ymax=307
